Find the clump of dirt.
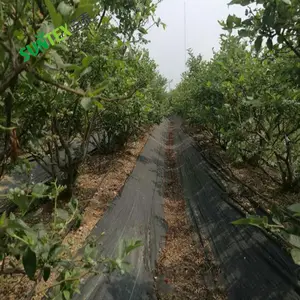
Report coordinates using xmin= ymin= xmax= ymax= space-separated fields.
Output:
xmin=0 ymin=129 xmax=151 ymax=300
xmin=156 ymin=122 xmax=226 ymax=300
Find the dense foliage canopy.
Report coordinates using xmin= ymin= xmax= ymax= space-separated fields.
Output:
xmin=0 ymin=0 xmax=168 ymax=190
xmin=172 ymin=1 xmax=300 ymax=190
xmin=0 ymin=0 xmax=167 ymax=298
xmin=171 ymin=0 xmax=300 ymax=265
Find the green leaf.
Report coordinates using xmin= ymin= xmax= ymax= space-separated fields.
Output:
xmin=282 ymin=0 xmax=291 ymax=4
xmin=22 ymin=247 xmax=37 ymax=280
xmin=271 ymin=205 xmax=285 ymax=225
xmin=254 ymin=35 xmax=263 ymax=52
xmin=10 ymin=194 xmax=30 ymax=214
xmin=238 ymin=29 xmax=249 ymax=37
xmin=101 ymin=16 xmax=110 ymax=25
xmin=0 ymin=124 xmax=16 ymax=131
xmin=53 ymin=294 xmax=64 ymax=300
xmin=14 ymin=29 xmax=25 ymax=41
xmin=117 ymin=39 xmax=123 ymax=48
xmin=84 ymin=244 xmax=93 ymax=257
xmin=80 ymin=97 xmax=92 ymax=111
xmin=93 ymin=101 xmax=104 ymax=110
xmin=226 ymin=15 xmax=235 ymax=28
xmin=74 ymin=6 xmax=93 ymax=18
xmin=83 ymin=244 xmax=97 ymax=264
xmin=63 ymin=290 xmax=70 ymax=300
xmin=72 ymin=66 xmax=84 ymax=78
xmin=26 ymin=72 xmax=35 ymax=84
xmin=43 ymin=266 xmax=51 ymax=282
xmin=45 ymin=0 xmax=63 ymax=28
xmin=57 ymin=2 xmax=73 ymax=16
xmin=118 ymin=240 xmax=143 ymax=259
xmin=49 ymin=243 xmax=64 ymax=260
xmin=288 ymin=203 xmax=300 ymax=213
xmin=138 ymin=27 xmax=148 ymax=34
xmin=50 ymin=50 xmax=64 ymax=68
xmin=89 ymin=80 xmax=109 ymax=97
xmin=0 ymin=211 xmax=7 ymax=227
xmin=277 ymin=35 xmax=285 ymax=43
xmin=231 ymin=216 xmax=266 ymax=227
xmin=63 ymin=63 xmax=79 ymax=71
xmin=291 ymin=248 xmax=300 ymax=265
xmin=32 ymin=183 xmax=48 ymax=198
xmin=226 ymin=15 xmax=241 ymax=28
xmin=124 ymin=240 xmax=142 ymax=256
xmin=272 ymin=217 xmax=282 ymax=225
xmin=79 ymin=66 xmax=92 ymax=78
xmin=56 ymin=209 xmax=69 ymax=221
xmin=7 ymin=217 xmax=31 ymax=233
xmin=229 ymin=0 xmax=251 ymax=5
xmin=263 ymin=11 xmax=275 ymax=27
xmin=287 ymin=234 xmax=300 ymax=249
xmin=82 ymin=56 xmax=94 ymax=67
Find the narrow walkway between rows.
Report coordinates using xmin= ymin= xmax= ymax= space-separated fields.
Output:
xmin=172 ymin=116 xmax=300 ymax=300
xmin=72 ymin=120 xmax=168 ymax=300
xmin=74 ymin=117 xmax=300 ymax=300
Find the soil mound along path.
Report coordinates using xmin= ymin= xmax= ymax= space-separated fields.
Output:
xmin=155 ymin=120 xmax=225 ymax=300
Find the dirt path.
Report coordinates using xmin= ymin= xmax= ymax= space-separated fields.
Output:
xmin=156 ymin=121 xmax=225 ymax=300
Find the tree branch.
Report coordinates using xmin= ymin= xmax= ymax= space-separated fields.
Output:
xmin=0 ymin=40 xmax=13 ymax=57
xmin=283 ymin=36 xmax=300 ymax=59
xmin=29 ymin=152 xmax=54 ymax=178
xmin=0 ymin=63 xmax=26 ymax=95
xmin=52 ymin=116 xmax=73 ymax=174
xmin=37 ymin=270 xmax=92 ymax=295
xmin=32 ymin=71 xmax=85 ymax=96
xmin=97 ymin=7 xmax=107 ymax=30
xmin=32 ymin=71 xmax=138 ymax=101
xmin=0 ymin=268 xmax=26 ymax=275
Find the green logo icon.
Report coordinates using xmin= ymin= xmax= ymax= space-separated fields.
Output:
xmin=19 ymin=13 xmax=91 ymax=62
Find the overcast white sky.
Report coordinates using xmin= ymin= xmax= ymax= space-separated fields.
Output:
xmin=146 ymin=0 xmax=247 ymax=89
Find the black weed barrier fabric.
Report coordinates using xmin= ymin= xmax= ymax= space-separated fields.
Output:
xmin=71 ymin=120 xmax=168 ymax=300
xmin=71 ymin=117 xmax=300 ymax=300
xmin=171 ymin=116 xmax=300 ymax=300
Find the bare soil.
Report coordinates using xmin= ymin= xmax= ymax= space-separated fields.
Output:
xmin=155 ymin=122 xmax=226 ymax=300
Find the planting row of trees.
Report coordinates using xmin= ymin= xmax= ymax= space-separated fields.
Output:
xmin=171 ymin=0 xmax=300 ymax=265
xmin=0 ymin=0 xmax=167 ymax=298
xmin=172 ymin=0 xmax=300 ymax=190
